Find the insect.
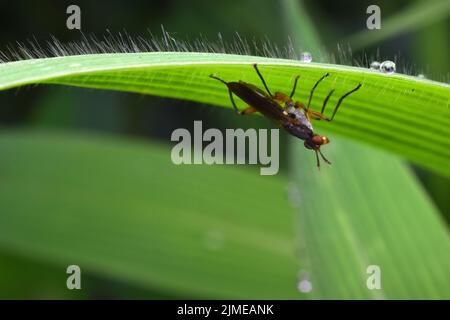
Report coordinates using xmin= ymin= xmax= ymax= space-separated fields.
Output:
xmin=210 ymin=64 xmax=361 ymax=169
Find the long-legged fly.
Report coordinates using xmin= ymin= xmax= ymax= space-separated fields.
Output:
xmin=210 ymin=64 xmax=361 ymax=169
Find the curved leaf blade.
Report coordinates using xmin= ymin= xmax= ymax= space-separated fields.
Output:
xmin=0 ymin=52 xmax=449 ymax=176
xmin=290 ymin=135 xmax=450 ymax=299
xmin=0 ymin=129 xmax=299 ymax=299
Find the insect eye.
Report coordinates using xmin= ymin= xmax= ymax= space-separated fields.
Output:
xmin=288 ymin=113 xmax=296 ymax=119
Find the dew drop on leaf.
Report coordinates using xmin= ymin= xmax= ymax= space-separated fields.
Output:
xmin=300 ymin=52 xmax=312 ymax=63
xmin=380 ymin=60 xmax=396 ymax=74
xmin=297 ymin=270 xmax=313 ymax=293
xmin=369 ymin=61 xmax=381 ymax=70
xmin=297 ymin=279 xmax=313 ymax=293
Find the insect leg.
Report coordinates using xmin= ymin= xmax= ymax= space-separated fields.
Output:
xmin=290 ymin=75 xmax=300 ymax=98
xmin=228 ymin=89 xmax=242 ymax=115
xmin=253 ymin=64 xmax=273 ymax=97
xmin=321 ymin=89 xmax=335 ymax=115
xmin=209 ymin=74 xmax=228 ymax=86
xmin=306 ymin=73 xmax=329 ymax=112
xmin=294 ymin=101 xmax=306 ymax=110
xmin=274 ymin=92 xmax=291 ymax=103
xmin=239 ymin=106 xmax=257 ymax=115
xmin=308 ymin=110 xmax=331 ymax=121
xmin=306 ymin=89 xmax=334 ymax=121
xmin=330 ymin=83 xmax=362 ymax=121
xmin=209 ymin=74 xmax=243 ymax=115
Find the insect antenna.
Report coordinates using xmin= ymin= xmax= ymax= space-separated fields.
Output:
xmin=319 ymin=149 xmax=332 ymax=165
xmin=315 ymin=151 xmax=321 ymax=170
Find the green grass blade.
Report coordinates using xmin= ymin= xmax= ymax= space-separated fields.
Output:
xmin=290 ymin=135 xmax=450 ymax=299
xmin=0 ymin=129 xmax=299 ymax=299
xmin=0 ymin=52 xmax=449 ymax=176
xmin=283 ymin=0 xmax=450 ymax=300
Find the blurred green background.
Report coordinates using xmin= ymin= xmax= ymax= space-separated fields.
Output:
xmin=0 ymin=0 xmax=449 ymax=299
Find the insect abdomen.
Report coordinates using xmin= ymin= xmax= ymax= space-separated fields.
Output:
xmin=228 ymin=82 xmax=285 ymax=119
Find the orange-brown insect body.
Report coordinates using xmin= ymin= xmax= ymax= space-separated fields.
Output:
xmin=210 ymin=64 xmax=361 ymax=168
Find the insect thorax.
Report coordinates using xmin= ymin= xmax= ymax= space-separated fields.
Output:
xmin=285 ymin=105 xmax=313 ymax=131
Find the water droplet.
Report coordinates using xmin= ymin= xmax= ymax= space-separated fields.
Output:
xmin=380 ymin=60 xmax=396 ymax=74
xmin=204 ymin=229 xmax=224 ymax=251
xmin=417 ymin=73 xmax=426 ymax=79
xmin=297 ymin=279 xmax=313 ymax=293
xmin=369 ymin=61 xmax=381 ymax=70
xmin=300 ymin=52 xmax=312 ymax=63
xmin=297 ymin=270 xmax=313 ymax=293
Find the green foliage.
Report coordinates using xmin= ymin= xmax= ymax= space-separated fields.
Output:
xmin=0 ymin=0 xmax=449 ymax=300
xmin=0 ymin=130 xmax=298 ymax=299
xmin=290 ymin=134 xmax=450 ymax=299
